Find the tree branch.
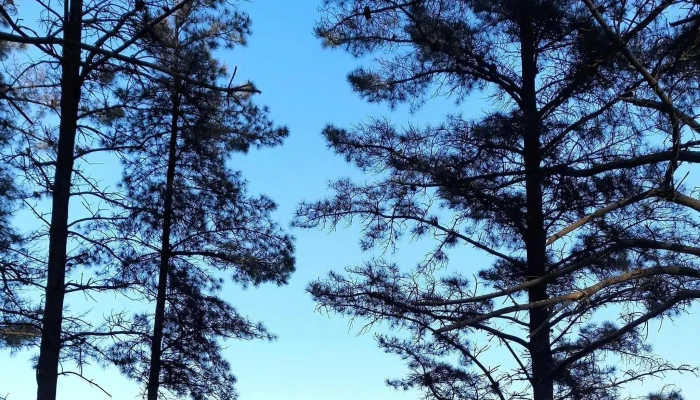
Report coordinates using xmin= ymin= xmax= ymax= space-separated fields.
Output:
xmin=436 ymin=266 xmax=700 ymax=333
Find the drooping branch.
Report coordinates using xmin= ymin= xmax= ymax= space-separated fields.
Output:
xmin=436 ymin=266 xmax=700 ymax=333
xmin=622 ymin=97 xmax=700 ymax=133
xmin=547 ymin=188 xmax=661 ymax=245
xmin=412 ymin=244 xmax=623 ymax=307
xmin=582 ymin=0 xmax=682 ymax=186
xmin=0 ymin=32 xmax=258 ymax=95
xmin=548 ymin=289 xmax=700 ymax=379
xmin=616 ymin=239 xmax=700 ymax=257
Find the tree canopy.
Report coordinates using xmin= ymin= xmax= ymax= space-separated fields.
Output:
xmin=0 ymin=0 xmax=293 ymax=399
xmin=1 ymin=1 xmax=700 ymax=400
xmin=295 ymin=1 xmax=700 ymax=399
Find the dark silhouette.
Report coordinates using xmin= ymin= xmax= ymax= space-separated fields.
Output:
xmin=92 ymin=2 xmax=295 ymax=400
xmin=0 ymin=1 xmax=267 ymax=399
xmin=296 ymin=1 xmax=700 ymax=399
xmin=0 ymin=53 xmax=38 ymax=351
xmin=0 ymin=0 xmax=698 ymax=399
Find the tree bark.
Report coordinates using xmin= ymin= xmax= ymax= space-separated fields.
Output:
xmin=146 ymin=81 xmax=181 ymax=400
xmin=519 ymin=9 xmax=554 ymax=400
xmin=36 ymin=1 xmax=84 ymax=399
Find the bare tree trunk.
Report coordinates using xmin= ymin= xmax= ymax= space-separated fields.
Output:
xmin=146 ymin=82 xmax=181 ymax=400
xmin=36 ymin=1 xmax=84 ymax=399
xmin=519 ymin=9 xmax=554 ymax=400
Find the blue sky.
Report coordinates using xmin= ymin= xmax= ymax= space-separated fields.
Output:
xmin=2 ymin=1 xmax=700 ymax=399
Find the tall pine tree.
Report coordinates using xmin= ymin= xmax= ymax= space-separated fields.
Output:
xmin=0 ymin=0 xmax=42 ymax=353
xmin=295 ymin=1 xmax=700 ymax=399
xmin=97 ymin=1 xmax=295 ymax=399
xmin=0 ymin=1 xmax=258 ymax=398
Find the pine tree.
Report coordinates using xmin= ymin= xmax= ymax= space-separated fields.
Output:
xmin=295 ymin=1 xmax=700 ymax=399
xmin=0 ymin=1 xmax=256 ymax=398
xmin=95 ymin=2 xmax=295 ymax=399
xmin=0 ymin=1 xmax=41 ymax=352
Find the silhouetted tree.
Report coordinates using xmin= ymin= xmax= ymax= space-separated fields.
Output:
xmin=0 ymin=1 xmax=256 ymax=398
xmin=0 ymin=2 xmax=41 ymax=353
xmin=295 ymin=1 xmax=700 ymax=399
xmin=90 ymin=2 xmax=295 ymax=399
xmin=0 ymin=114 xmax=40 ymax=351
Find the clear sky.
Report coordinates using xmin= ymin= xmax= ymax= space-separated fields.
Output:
xmin=1 ymin=1 xmax=700 ymax=400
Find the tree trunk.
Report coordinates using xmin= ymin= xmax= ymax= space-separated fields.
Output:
xmin=36 ymin=1 xmax=84 ymax=399
xmin=519 ymin=9 xmax=555 ymax=400
xmin=146 ymin=82 xmax=181 ymax=400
